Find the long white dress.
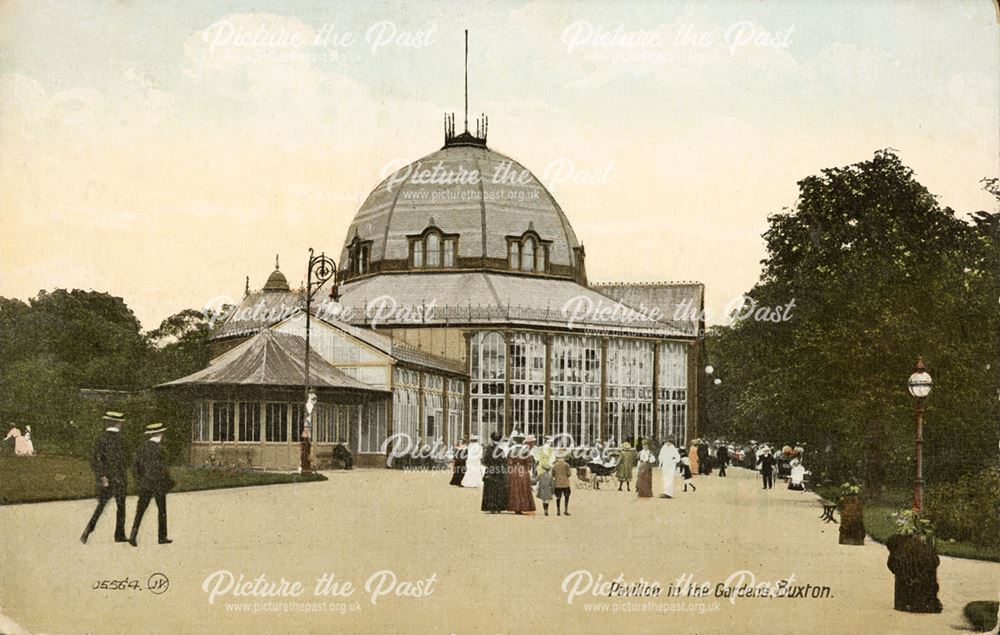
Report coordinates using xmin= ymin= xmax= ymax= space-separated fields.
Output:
xmin=790 ymin=463 xmax=805 ymax=489
xmin=5 ymin=428 xmax=32 ymax=456
xmin=462 ymin=441 xmax=485 ymax=488
xmin=657 ymin=443 xmax=681 ymax=497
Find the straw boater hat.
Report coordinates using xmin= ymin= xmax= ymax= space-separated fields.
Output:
xmin=524 ymin=434 xmax=537 ymax=445
xmin=470 ymin=434 xmax=479 ymax=442
xmin=144 ymin=422 xmax=168 ymax=435
xmin=622 ymin=441 xmax=631 ymax=449
xmin=102 ymin=411 xmax=125 ymax=423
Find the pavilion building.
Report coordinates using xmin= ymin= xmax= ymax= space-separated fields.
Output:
xmin=161 ymin=114 xmax=704 ymax=469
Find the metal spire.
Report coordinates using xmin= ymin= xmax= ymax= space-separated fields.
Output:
xmin=464 ymin=29 xmax=468 ymax=133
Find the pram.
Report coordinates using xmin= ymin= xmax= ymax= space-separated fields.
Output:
xmin=586 ymin=460 xmax=616 ymax=489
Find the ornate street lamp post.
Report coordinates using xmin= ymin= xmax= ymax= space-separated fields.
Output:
xmin=301 ymin=248 xmax=338 ymax=474
xmin=906 ymin=357 xmax=933 ymax=514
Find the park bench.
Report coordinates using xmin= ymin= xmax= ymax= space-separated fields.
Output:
xmin=818 ymin=498 xmax=838 ymax=523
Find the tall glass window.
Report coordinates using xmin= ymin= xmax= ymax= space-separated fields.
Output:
xmin=658 ymin=341 xmax=689 ymax=447
xmin=238 ymin=402 xmax=260 ymax=442
xmin=508 ymin=242 xmax=519 ymax=269
xmin=447 ymin=378 xmax=465 ymax=444
xmin=426 ymin=233 xmax=440 ymax=267
xmin=607 ymin=339 xmax=654 ymax=446
xmin=193 ymin=401 xmax=211 ymax=442
xmin=393 ymin=368 xmax=420 ymax=444
xmin=522 ymin=238 xmax=535 ymax=272
xmin=443 ymin=239 xmax=455 ymax=267
xmin=423 ymin=374 xmax=443 ymax=444
xmin=265 ymin=403 xmax=288 ymax=442
xmin=470 ymin=331 xmax=506 ymax=441
xmin=359 ymin=401 xmax=387 ymax=454
xmin=550 ymin=335 xmax=601 ymax=446
xmin=213 ymin=402 xmax=235 ymax=442
xmin=509 ymin=332 xmax=545 ymax=439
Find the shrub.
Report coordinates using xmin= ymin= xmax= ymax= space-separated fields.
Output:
xmin=925 ymin=467 xmax=1000 ymax=548
xmin=963 ymin=601 xmax=999 ymax=632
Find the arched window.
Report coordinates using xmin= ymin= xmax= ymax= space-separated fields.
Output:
xmin=426 ymin=233 xmax=440 ymax=267
xmin=522 ymin=238 xmax=535 ymax=272
xmin=409 ymin=227 xmax=457 ymax=270
xmin=506 ymin=231 xmax=550 ymax=274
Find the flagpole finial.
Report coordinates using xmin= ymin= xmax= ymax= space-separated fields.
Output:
xmin=275 ymin=254 xmax=280 ymax=270
xmin=464 ymin=29 xmax=469 ymax=133
xmin=443 ymin=30 xmax=488 ymax=148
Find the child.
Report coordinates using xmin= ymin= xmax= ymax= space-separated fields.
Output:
xmin=552 ymin=452 xmax=572 ymax=516
xmin=681 ymin=456 xmax=696 ymax=492
xmin=533 ymin=463 xmax=555 ymax=516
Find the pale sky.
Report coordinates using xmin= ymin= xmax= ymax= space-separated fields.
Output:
xmin=1 ymin=0 xmax=997 ymax=328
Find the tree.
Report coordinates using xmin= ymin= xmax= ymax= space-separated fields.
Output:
xmin=704 ymin=150 xmax=998 ymax=490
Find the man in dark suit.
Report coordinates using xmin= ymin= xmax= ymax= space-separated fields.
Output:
xmin=716 ymin=444 xmax=730 ymax=477
xmin=81 ymin=411 xmax=129 ymax=544
xmin=128 ymin=422 xmax=175 ymax=546
xmin=757 ymin=447 xmax=776 ymax=489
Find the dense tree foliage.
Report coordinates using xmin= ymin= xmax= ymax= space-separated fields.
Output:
xmin=703 ymin=151 xmax=999 ymax=494
xmin=0 ymin=291 xmax=211 ymax=462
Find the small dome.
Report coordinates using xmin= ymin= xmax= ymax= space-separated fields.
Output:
xmin=263 ymin=255 xmax=290 ymax=292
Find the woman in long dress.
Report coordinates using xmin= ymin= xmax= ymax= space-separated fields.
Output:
xmin=4 ymin=427 xmax=32 ymax=456
xmin=636 ymin=440 xmax=655 ymax=498
xmin=481 ymin=432 xmax=508 ymax=513
xmin=615 ymin=441 xmax=637 ymax=491
xmin=23 ymin=426 xmax=34 ymax=456
xmin=449 ymin=438 xmax=467 ymax=486
xmin=657 ymin=439 xmax=680 ymax=498
xmin=506 ymin=437 xmax=536 ymax=513
xmin=462 ymin=435 xmax=485 ymax=488
xmin=688 ymin=442 xmax=700 ymax=476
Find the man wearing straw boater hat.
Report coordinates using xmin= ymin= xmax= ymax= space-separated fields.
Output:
xmin=81 ymin=411 xmax=129 ymax=544
xmin=128 ymin=422 xmax=175 ymax=546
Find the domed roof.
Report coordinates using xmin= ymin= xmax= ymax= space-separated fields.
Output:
xmin=340 ymin=143 xmax=582 ymax=280
xmin=262 ymin=256 xmax=290 ymax=292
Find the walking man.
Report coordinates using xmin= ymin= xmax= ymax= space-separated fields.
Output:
xmin=716 ymin=444 xmax=730 ymax=477
xmin=757 ymin=447 xmax=776 ymax=490
xmin=128 ymin=423 xmax=175 ymax=546
xmin=81 ymin=412 xmax=128 ymax=544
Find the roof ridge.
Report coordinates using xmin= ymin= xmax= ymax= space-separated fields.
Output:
xmin=590 ymin=281 xmax=704 ymax=287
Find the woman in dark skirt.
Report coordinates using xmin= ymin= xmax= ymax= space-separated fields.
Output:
xmin=449 ymin=438 xmax=467 ymax=486
xmin=481 ymin=432 xmax=508 ymax=513
xmin=636 ymin=440 xmax=655 ymax=498
xmin=506 ymin=435 xmax=536 ymax=514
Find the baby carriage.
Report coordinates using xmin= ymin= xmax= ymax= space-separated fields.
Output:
xmin=586 ymin=460 xmax=616 ymax=489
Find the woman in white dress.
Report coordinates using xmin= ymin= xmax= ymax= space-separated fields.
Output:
xmin=462 ymin=435 xmax=485 ymax=488
xmin=4 ymin=426 xmax=33 ymax=456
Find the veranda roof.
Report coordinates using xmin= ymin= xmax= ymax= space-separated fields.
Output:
xmin=158 ymin=330 xmax=386 ymax=393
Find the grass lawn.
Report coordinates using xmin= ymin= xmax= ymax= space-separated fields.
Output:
xmin=0 ymin=454 xmax=326 ymax=505
xmin=816 ymin=484 xmax=1000 ymax=563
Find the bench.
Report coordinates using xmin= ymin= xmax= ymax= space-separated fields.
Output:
xmin=818 ymin=498 xmax=838 ymax=523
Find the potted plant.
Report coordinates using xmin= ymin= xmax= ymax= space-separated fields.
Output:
xmin=838 ymin=480 xmax=866 ymax=545
xmin=885 ymin=509 xmax=943 ymax=613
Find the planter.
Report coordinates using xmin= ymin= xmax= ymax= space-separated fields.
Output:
xmin=838 ymin=493 xmax=866 ymax=545
xmin=886 ymin=534 xmax=943 ymax=613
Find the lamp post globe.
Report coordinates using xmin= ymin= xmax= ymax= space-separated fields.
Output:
xmin=705 ymin=365 xmax=714 ymax=375
xmin=907 ymin=360 xmax=932 ymax=398
xmin=713 ymin=378 xmax=722 ymax=386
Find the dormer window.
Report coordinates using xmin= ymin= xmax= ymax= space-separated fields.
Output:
xmin=408 ymin=223 xmax=459 ymax=270
xmin=506 ymin=228 xmax=550 ymax=274
xmin=346 ymin=235 xmax=373 ymax=276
